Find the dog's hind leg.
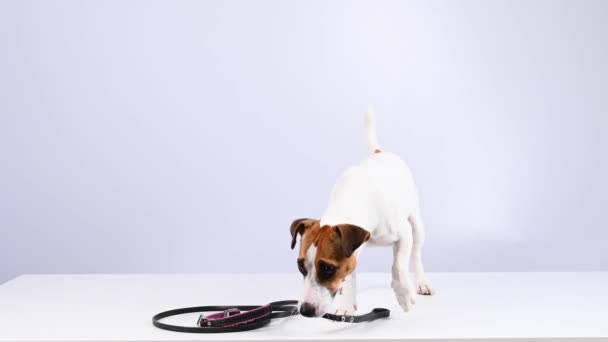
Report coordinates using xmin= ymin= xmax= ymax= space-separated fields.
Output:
xmin=409 ymin=213 xmax=434 ymax=295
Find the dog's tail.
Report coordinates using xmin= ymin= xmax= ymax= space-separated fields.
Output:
xmin=364 ymin=105 xmax=382 ymax=154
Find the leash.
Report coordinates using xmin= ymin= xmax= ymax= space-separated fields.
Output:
xmin=152 ymin=300 xmax=390 ymax=333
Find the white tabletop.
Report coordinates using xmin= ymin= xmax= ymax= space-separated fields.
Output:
xmin=0 ymin=273 xmax=606 ymax=341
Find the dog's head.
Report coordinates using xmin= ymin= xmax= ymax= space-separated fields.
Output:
xmin=290 ymin=218 xmax=370 ymax=317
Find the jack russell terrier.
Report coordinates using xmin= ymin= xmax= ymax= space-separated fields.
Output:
xmin=290 ymin=108 xmax=434 ymax=317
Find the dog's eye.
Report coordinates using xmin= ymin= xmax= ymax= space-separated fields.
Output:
xmin=318 ymin=262 xmax=337 ymax=281
xmin=297 ymin=259 xmax=307 ymax=277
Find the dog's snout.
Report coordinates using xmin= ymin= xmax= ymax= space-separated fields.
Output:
xmin=299 ymin=302 xmax=316 ymax=317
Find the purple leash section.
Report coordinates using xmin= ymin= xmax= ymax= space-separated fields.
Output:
xmin=152 ymin=300 xmax=390 ymax=333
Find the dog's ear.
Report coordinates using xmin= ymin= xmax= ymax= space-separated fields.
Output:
xmin=334 ymin=224 xmax=370 ymax=257
xmin=290 ymin=218 xmax=318 ymax=249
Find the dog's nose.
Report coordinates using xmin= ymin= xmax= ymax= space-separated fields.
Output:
xmin=299 ymin=302 xmax=316 ymax=317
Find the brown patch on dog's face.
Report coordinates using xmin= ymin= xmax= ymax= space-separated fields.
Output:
xmin=313 ymin=227 xmax=358 ymax=294
xmin=291 ymin=220 xmax=370 ymax=300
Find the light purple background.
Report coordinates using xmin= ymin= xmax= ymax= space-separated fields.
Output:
xmin=1 ymin=0 xmax=607 ymax=284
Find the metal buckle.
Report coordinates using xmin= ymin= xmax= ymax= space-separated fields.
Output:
xmin=223 ymin=308 xmax=240 ymax=317
xmin=197 ymin=314 xmax=211 ymax=327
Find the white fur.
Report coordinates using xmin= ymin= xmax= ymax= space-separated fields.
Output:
xmin=300 ymin=246 xmax=334 ymax=315
xmin=304 ymin=108 xmax=433 ymax=314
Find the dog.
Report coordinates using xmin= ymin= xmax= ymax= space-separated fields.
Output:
xmin=289 ymin=108 xmax=434 ymax=317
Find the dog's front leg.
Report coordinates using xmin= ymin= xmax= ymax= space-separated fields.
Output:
xmin=328 ymin=272 xmax=357 ymax=315
xmin=392 ymin=231 xmax=416 ymax=312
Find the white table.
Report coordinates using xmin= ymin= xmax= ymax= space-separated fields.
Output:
xmin=0 ymin=273 xmax=606 ymax=341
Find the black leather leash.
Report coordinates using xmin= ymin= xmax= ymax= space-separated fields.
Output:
xmin=152 ymin=300 xmax=389 ymax=333
xmin=322 ymin=308 xmax=390 ymax=323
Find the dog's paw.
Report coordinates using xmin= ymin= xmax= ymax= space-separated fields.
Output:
xmin=329 ymin=292 xmax=356 ymax=316
xmin=395 ymin=290 xmax=415 ymax=312
xmin=329 ymin=301 xmax=356 ymax=316
xmin=332 ymin=307 xmax=356 ymax=316
xmin=416 ymin=280 xmax=435 ymax=296
xmin=392 ymin=279 xmax=416 ymax=312
xmin=392 ymin=284 xmax=415 ymax=312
